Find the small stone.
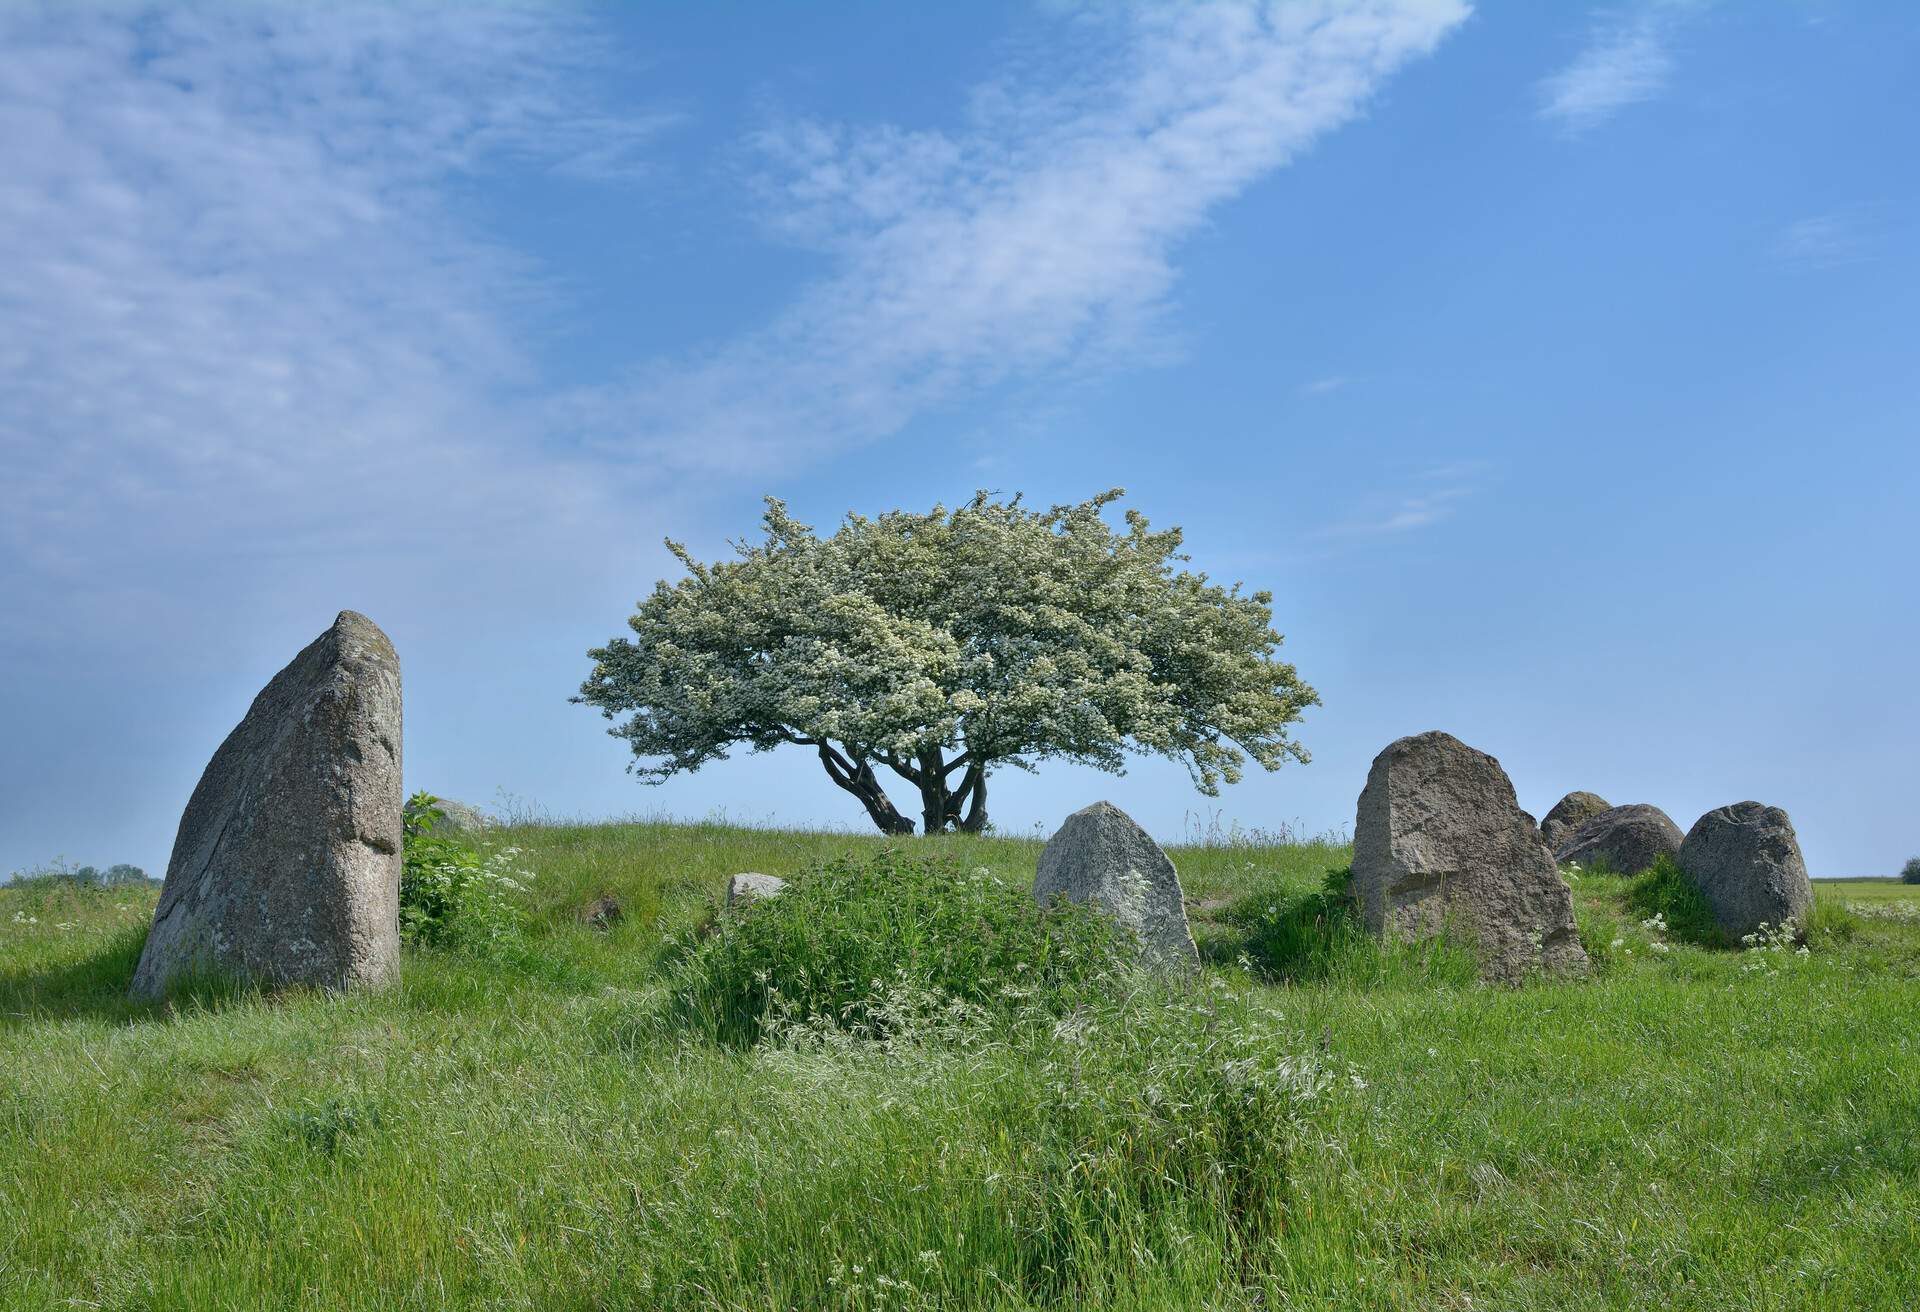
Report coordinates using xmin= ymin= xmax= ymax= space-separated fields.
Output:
xmin=580 ymin=894 xmax=623 ymax=931
xmin=1555 ymin=804 xmax=1682 ymax=874
xmin=1352 ymin=731 xmax=1587 ymax=982
xmin=1032 ymin=801 xmax=1197 ymax=971
xmin=432 ymin=798 xmax=492 ymax=833
xmin=1678 ymin=801 xmax=1813 ymax=942
xmin=726 ymin=873 xmax=786 ymax=906
xmin=1540 ymin=791 xmax=1611 ymax=852
xmin=131 ymin=611 xmax=402 ymax=999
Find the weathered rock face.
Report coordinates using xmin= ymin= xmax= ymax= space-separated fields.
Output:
xmin=130 ymin=612 xmax=403 ymax=1000
xmin=1033 ymin=801 xmax=1197 ymax=971
xmin=726 ymin=873 xmax=787 ymax=907
xmin=409 ymin=796 xmax=490 ymax=833
xmin=1541 ymin=791 xmax=1611 ymax=852
xmin=1353 ymin=731 xmax=1587 ymax=982
xmin=1678 ymin=802 xmax=1813 ymax=942
xmin=1554 ymin=804 xmax=1682 ymax=874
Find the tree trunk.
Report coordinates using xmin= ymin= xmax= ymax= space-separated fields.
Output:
xmin=916 ymin=758 xmax=989 ymax=835
xmin=816 ymin=744 xmax=914 ymax=835
xmin=956 ymin=765 xmax=987 ymax=833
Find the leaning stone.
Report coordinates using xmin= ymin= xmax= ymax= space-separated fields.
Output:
xmin=726 ymin=873 xmax=786 ymax=907
xmin=131 ymin=611 xmax=402 ymax=1000
xmin=1555 ymin=803 xmax=1682 ymax=874
xmin=1353 ymin=731 xmax=1587 ymax=982
xmin=1032 ymin=801 xmax=1197 ymax=971
xmin=1678 ymin=802 xmax=1813 ymax=943
xmin=1541 ymin=791 xmax=1611 ymax=852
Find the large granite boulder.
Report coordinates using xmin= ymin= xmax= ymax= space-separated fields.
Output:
xmin=1353 ymin=731 xmax=1587 ymax=982
xmin=1678 ymin=802 xmax=1813 ymax=942
xmin=130 ymin=611 xmax=403 ymax=999
xmin=1554 ymin=803 xmax=1682 ymax=874
xmin=1540 ymin=791 xmax=1611 ymax=851
xmin=1033 ymin=801 xmax=1196 ymax=971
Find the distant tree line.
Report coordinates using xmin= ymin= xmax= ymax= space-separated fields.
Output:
xmin=5 ymin=860 xmax=154 ymax=887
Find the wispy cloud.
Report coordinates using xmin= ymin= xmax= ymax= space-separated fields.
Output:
xmin=0 ymin=0 xmax=1471 ymax=657
xmin=1537 ymin=3 xmax=1702 ymax=134
xmin=560 ymin=1 xmax=1472 ymax=471
xmin=1316 ymin=465 xmax=1481 ymax=539
xmin=1300 ymin=375 xmax=1357 ymax=396
xmin=0 ymin=3 xmax=675 ymax=647
xmin=1769 ymin=213 xmax=1876 ymax=272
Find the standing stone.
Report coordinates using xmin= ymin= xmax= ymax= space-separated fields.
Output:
xmin=1541 ymin=791 xmax=1611 ymax=851
xmin=1554 ymin=804 xmax=1682 ymax=874
xmin=130 ymin=611 xmax=403 ymax=1000
xmin=1678 ymin=802 xmax=1813 ymax=942
xmin=726 ymin=873 xmax=787 ymax=907
xmin=1033 ymin=801 xmax=1197 ymax=971
xmin=1353 ymin=732 xmax=1587 ymax=982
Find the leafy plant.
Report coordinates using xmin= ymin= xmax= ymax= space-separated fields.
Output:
xmin=400 ymin=792 xmax=530 ymax=950
xmin=662 ymin=847 xmax=1134 ymax=1045
xmin=1626 ymin=854 xmax=1723 ymax=947
xmin=1902 ymin=856 xmax=1920 ymax=885
xmin=1225 ymin=865 xmax=1479 ymax=987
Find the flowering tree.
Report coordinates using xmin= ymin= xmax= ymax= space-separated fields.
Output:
xmin=576 ymin=490 xmax=1319 ymax=835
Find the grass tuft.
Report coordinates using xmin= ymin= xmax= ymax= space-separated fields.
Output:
xmin=1626 ymin=853 xmax=1724 ymax=946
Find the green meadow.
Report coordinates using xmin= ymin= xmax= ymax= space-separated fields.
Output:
xmin=4 ymin=821 xmax=1918 ymax=1311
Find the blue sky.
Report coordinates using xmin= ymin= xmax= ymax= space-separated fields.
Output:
xmin=2 ymin=0 xmax=1914 ymax=880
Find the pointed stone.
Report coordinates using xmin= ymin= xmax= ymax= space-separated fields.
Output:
xmin=1354 ymin=731 xmax=1587 ymax=982
xmin=131 ymin=611 xmax=402 ymax=999
xmin=1033 ymin=801 xmax=1197 ymax=971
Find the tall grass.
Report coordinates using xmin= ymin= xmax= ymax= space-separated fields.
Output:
xmin=4 ymin=821 xmax=1919 ymax=1309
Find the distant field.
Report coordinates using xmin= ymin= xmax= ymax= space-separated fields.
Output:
xmin=1814 ymin=877 xmax=1920 ymax=901
xmin=4 ymin=820 xmax=1918 ymax=1310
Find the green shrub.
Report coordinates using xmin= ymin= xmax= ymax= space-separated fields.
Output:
xmin=1228 ymin=865 xmax=1479 ymax=987
xmin=1626 ymin=854 xmax=1723 ymax=947
xmin=400 ymin=793 xmax=531 ymax=950
xmin=663 ymin=847 xmax=1133 ymax=1045
xmin=1902 ymin=856 xmax=1920 ymax=885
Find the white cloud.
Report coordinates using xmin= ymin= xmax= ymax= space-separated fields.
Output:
xmin=560 ymin=0 xmax=1472 ymax=472
xmin=1770 ymin=213 xmax=1875 ymax=271
xmin=1537 ymin=4 xmax=1701 ymax=134
xmin=1315 ymin=464 xmax=1480 ymax=539
xmin=0 ymin=0 xmax=1472 ymax=656
xmin=0 ymin=2 xmax=674 ymax=649
xmin=1300 ymin=374 xmax=1356 ymax=396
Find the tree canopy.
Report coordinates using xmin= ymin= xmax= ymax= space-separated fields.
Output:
xmin=577 ymin=490 xmax=1319 ymax=834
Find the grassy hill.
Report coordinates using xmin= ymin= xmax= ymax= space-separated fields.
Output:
xmin=4 ymin=820 xmax=1918 ymax=1310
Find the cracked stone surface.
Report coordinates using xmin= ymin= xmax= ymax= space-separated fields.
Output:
xmin=131 ymin=611 xmax=402 ymax=999
xmin=1353 ymin=731 xmax=1587 ymax=982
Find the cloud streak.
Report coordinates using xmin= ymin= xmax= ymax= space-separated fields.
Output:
xmin=1537 ymin=3 xmax=1700 ymax=134
xmin=563 ymin=1 xmax=1472 ymax=471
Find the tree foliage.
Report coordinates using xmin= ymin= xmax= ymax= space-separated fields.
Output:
xmin=577 ymin=490 xmax=1319 ymax=834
